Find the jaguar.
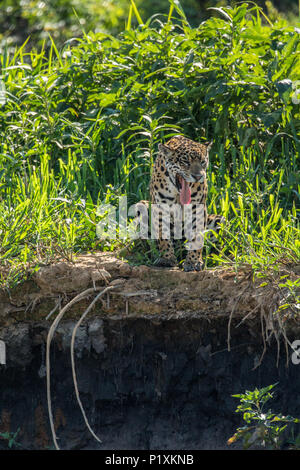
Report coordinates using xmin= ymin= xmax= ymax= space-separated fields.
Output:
xmin=148 ymin=135 xmax=224 ymax=271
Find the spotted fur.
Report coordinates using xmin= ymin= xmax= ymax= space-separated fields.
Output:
xmin=149 ymin=135 xmax=224 ymax=271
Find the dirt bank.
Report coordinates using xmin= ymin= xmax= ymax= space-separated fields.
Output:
xmin=0 ymin=254 xmax=299 ymax=449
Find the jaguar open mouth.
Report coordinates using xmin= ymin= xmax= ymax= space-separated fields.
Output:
xmin=176 ymin=174 xmax=191 ymax=205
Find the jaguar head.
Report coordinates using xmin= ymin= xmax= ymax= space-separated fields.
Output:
xmin=158 ymin=138 xmax=211 ymax=205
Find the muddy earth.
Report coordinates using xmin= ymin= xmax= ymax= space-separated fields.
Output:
xmin=0 ymin=253 xmax=299 ymax=450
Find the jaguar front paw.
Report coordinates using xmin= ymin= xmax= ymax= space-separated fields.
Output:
xmin=154 ymin=256 xmax=177 ymax=267
xmin=182 ymin=260 xmax=203 ymax=272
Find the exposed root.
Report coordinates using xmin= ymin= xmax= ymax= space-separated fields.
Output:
xmin=252 ymin=306 xmax=267 ymax=370
xmin=70 ymin=285 xmax=118 ymax=446
xmin=226 ymin=268 xmax=299 ymax=370
xmin=227 ymin=277 xmax=252 ymax=351
xmin=277 ymin=313 xmax=299 ymax=367
xmin=46 ymin=284 xmax=121 ymax=450
xmin=45 ymin=298 xmax=61 ymax=321
xmin=46 ymin=281 xmax=151 ymax=450
xmin=251 ymin=301 xmax=295 ymax=370
xmin=234 ymin=305 xmax=259 ymax=329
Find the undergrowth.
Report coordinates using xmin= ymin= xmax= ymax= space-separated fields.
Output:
xmin=0 ymin=1 xmax=299 ymax=290
xmin=228 ymin=384 xmax=300 ymax=449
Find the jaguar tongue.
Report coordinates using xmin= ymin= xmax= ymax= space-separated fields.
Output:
xmin=179 ymin=177 xmax=191 ymax=205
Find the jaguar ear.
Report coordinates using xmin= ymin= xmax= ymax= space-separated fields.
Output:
xmin=200 ymin=141 xmax=211 ymax=169
xmin=158 ymin=143 xmax=175 ymax=159
xmin=206 ymin=141 xmax=213 ymax=154
xmin=205 ymin=141 xmax=212 ymax=163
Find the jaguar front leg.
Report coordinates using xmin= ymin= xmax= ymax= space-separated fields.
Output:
xmin=155 ymin=239 xmax=177 ymax=267
xmin=183 ymin=247 xmax=203 ymax=271
xmin=183 ymin=203 xmax=207 ymax=272
xmin=151 ymin=202 xmax=178 ymax=267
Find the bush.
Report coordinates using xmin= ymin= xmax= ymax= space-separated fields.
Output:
xmin=228 ymin=384 xmax=300 ymax=449
xmin=0 ymin=2 xmax=299 ymax=287
xmin=1 ymin=0 xmax=299 ymax=48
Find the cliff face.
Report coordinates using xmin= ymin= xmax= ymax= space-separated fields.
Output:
xmin=0 ymin=254 xmax=299 ymax=450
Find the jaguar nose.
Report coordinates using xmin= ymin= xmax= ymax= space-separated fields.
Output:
xmin=192 ymin=174 xmax=202 ymax=182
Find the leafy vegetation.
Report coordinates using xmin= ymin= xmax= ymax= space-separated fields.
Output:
xmin=0 ymin=428 xmax=21 ymax=449
xmin=1 ymin=0 xmax=299 ymax=48
xmin=0 ymin=1 xmax=299 ymax=288
xmin=228 ymin=384 xmax=300 ymax=449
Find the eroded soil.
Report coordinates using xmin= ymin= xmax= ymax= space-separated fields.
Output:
xmin=0 ymin=253 xmax=299 ymax=450
xmin=1 ymin=252 xmax=299 ymax=326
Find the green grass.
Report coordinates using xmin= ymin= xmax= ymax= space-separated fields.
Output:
xmin=0 ymin=1 xmax=299 ymax=288
xmin=1 ymin=1 xmax=300 ymax=49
